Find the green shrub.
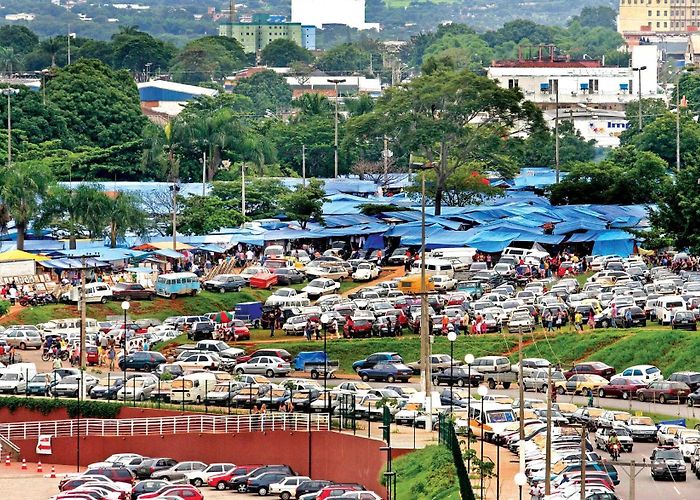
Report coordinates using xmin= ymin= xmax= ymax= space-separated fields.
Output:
xmin=0 ymin=300 xmax=10 ymax=317
xmin=0 ymin=397 xmax=121 ymax=418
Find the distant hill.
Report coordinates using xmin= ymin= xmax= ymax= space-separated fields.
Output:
xmin=0 ymin=0 xmax=617 ymax=44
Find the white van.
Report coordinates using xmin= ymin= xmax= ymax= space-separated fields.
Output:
xmin=502 ymin=247 xmax=549 ymax=265
xmin=41 ymin=318 xmax=100 ymax=338
xmin=169 ymin=372 xmax=218 ymax=404
xmin=263 ymin=245 xmax=285 ymax=259
xmin=410 ymin=258 xmax=455 ymax=278
xmin=455 ymin=402 xmax=516 ymax=443
xmin=655 ymin=296 xmax=687 ymax=325
xmin=62 ymin=282 xmax=113 ymax=304
xmin=429 ymin=248 xmax=477 ymax=270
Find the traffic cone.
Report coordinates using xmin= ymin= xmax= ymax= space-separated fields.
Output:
xmin=37 ymin=461 xmax=42 ymax=473
xmin=20 ymin=458 xmax=26 ymax=470
xmin=50 ymin=466 xmax=56 ymax=478
xmin=4 ymin=454 xmax=9 ymax=466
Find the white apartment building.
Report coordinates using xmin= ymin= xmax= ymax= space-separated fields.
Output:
xmin=487 ymin=45 xmax=661 ymax=112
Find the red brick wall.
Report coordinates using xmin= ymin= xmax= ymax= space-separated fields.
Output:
xmin=13 ymin=431 xmax=411 ymax=494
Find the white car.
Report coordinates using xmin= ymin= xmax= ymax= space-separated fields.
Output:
xmin=174 ymin=353 xmax=220 ymax=371
xmin=614 ymin=364 xmax=663 ymax=384
xmin=624 ymin=415 xmax=658 ymax=441
xmin=302 ymin=278 xmax=340 ymax=299
xmin=675 ymin=429 xmax=700 ymax=460
xmin=185 ymin=462 xmax=235 ymax=487
xmin=431 ymin=274 xmax=456 ymax=291
xmin=87 ymin=453 xmax=142 ymax=469
xmin=269 ymin=475 xmax=311 ymax=499
xmin=352 ymin=263 xmax=380 ymax=282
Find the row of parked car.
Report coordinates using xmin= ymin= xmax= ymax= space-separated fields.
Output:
xmin=54 ymin=453 xmax=380 ymax=500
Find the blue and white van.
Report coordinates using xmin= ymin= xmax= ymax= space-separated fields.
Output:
xmin=155 ymin=272 xmax=200 ymax=298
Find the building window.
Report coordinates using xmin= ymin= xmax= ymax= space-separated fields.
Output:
xmin=548 ymin=79 xmax=559 ymax=95
xmin=588 ymin=79 xmax=599 ymax=93
xmin=508 ymin=79 xmax=519 ymax=89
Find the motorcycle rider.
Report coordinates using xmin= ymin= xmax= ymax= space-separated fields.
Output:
xmin=608 ymin=430 xmax=621 ymax=459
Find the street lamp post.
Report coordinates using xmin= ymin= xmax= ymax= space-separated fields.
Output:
xmin=514 ymin=472 xmax=527 ymax=500
xmin=477 ymin=384 xmax=488 ymax=497
xmin=327 ymin=79 xmax=346 ymax=178
xmin=169 ymin=183 xmax=180 ymax=251
xmin=320 ymin=314 xmax=329 ymax=415
xmin=121 ymin=301 xmax=130 ymax=402
xmin=632 ymin=66 xmax=647 ymax=131
xmin=2 ymin=87 xmax=19 ymax=168
xmin=465 ymin=353 xmax=475 ymax=473
xmin=447 ymin=331 xmax=457 ymax=416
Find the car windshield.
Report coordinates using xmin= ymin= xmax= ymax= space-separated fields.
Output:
xmin=655 ymin=449 xmax=683 ymax=460
xmin=630 ymin=417 xmax=654 ymax=426
xmin=308 ymin=279 xmax=327 ymax=287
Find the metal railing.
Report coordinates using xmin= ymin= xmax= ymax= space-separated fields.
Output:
xmin=0 ymin=413 xmax=330 ymax=441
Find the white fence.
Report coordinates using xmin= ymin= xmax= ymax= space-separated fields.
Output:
xmin=0 ymin=413 xmax=330 ymax=441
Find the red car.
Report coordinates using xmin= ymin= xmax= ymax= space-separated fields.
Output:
xmin=317 ymin=484 xmax=364 ymax=500
xmin=446 ymin=293 xmax=470 ymax=307
xmin=636 ymin=381 xmax=691 ymax=404
xmin=344 ymin=318 xmax=373 ymax=338
xmin=249 ymin=273 xmax=278 ymax=289
xmin=598 ymin=377 xmax=647 ymax=400
xmin=207 ymin=465 xmax=260 ymax=490
xmin=138 ymin=484 xmax=203 ymax=499
xmin=230 ymin=319 xmax=250 ymax=340
xmin=564 ymin=361 xmax=615 ymax=380
xmin=85 ymin=346 xmax=100 ymax=366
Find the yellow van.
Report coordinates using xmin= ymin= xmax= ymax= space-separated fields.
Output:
xmin=398 ymin=274 xmax=435 ymax=294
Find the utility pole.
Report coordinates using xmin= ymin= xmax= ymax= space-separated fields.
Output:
xmin=676 ymin=71 xmax=681 ymax=172
xmin=629 ymin=460 xmax=635 ymax=500
xmin=202 ymin=151 xmax=207 ymax=196
xmin=580 ymin=426 xmax=587 ymax=500
xmin=383 ymin=135 xmax=389 ymax=188
xmin=419 ymin=163 xmax=433 ymax=430
xmin=328 ymin=79 xmax=346 ymax=178
xmin=633 ymin=66 xmax=647 ymax=131
xmin=2 ymin=88 xmax=18 ymax=168
xmin=241 ymin=163 xmax=246 ymax=217
xmin=544 ymin=364 xmax=553 ymax=496
xmin=171 ymin=183 xmax=179 ymax=251
xmin=518 ymin=330 xmax=525 ymax=476
xmin=67 ymin=27 xmax=72 ymax=65
xmin=79 ymin=255 xmax=87 ymax=372
xmin=302 ymin=145 xmax=307 ymax=187
xmin=554 ymin=81 xmax=560 ymax=184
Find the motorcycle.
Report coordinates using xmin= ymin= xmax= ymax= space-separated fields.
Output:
xmin=607 ymin=441 xmax=621 ymax=461
xmin=40 ymin=347 xmax=70 ymax=362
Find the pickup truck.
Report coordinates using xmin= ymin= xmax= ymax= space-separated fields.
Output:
xmin=470 ymin=367 xmax=518 ymax=389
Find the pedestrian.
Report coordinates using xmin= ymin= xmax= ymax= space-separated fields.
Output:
xmin=52 ymin=356 xmax=62 ymax=370
xmin=543 ymin=310 xmax=553 ymax=332
xmin=624 ymin=308 xmax=633 ymax=328
xmin=551 ymin=382 xmax=558 ymax=403
xmin=305 ymin=319 xmax=313 ymax=341
xmin=441 ymin=314 xmax=449 ymax=335
xmin=610 ymin=303 xmax=618 ymax=329
xmin=555 ymin=311 xmax=563 ymax=330
xmin=8 ymin=345 xmax=15 ymax=364
xmin=574 ymin=311 xmax=583 ymax=332
xmin=462 ymin=312 xmax=470 ymax=335
xmin=587 ymin=389 xmax=594 ymax=408
xmin=108 ymin=346 xmax=115 ymax=371
xmin=587 ymin=309 xmax=595 ymax=330
xmin=269 ymin=311 xmax=276 ymax=338
xmin=393 ymin=318 xmax=402 ymax=337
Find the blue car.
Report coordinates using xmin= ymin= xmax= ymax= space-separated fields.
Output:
xmin=26 ymin=373 xmax=61 ymax=396
xmin=358 ymin=363 xmax=413 ymax=383
xmin=352 ymin=352 xmax=403 ymax=372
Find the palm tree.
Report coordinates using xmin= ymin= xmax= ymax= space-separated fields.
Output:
xmin=36 ymin=184 xmax=109 ymax=249
xmin=0 ymin=163 xmax=54 ymax=250
xmin=40 ymin=37 xmax=62 ymax=68
xmin=142 ymin=121 xmax=183 ymax=181
xmin=0 ymin=47 xmax=20 ymax=76
xmin=106 ymin=191 xmax=149 ymax=248
xmin=293 ymin=93 xmax=332 ymax=117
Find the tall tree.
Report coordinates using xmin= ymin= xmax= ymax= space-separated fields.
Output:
xmin=111 ymin=27 xmax=175 ymax=73
xmin=170 ymin=36 xmax=246 ymax=85
xmin=348 ymin=68 xmax=541 ymax=214
xmin=105 ymin=192 xmax=149 ymax=248
xmin=260 ymin=39 xmax=313 ymax=67
xmin=46 ymin=59 xmax=146 ymax=149
xmin=280 ymin=180 xmax=325 ymax=229
xmin=0 ymin=162 xmax=54 ymax=250
xmin=232 ymin=70 xmax=293 ymax=113
xmin=0 ymin=47 xmax=20 ymax=75
xmin=0 ymin=25 xmax=39 ymax=56
xmin=177 ymin=195 xmax=243 ymax=235
xmin=36 ymin=184 xmax=108 ymax=249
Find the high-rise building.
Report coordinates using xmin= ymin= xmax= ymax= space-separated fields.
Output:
xmin=219 ymin=14 xmax=316 ymax=53
xmin=291 ymin=0 xmax=379 ymax=30
xmin=618 ymin=0 xmax=700 ymax=36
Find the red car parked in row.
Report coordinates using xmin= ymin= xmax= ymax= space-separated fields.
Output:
xmin=138 ymin=484 xmax=203 ymax=499
xmin=564 ymin=361 xmax=615 ymax=380
xmin=207 ymin=465 xmax=260 ymax=490
xmin=597 ymin=377 xmax=647 ymax=400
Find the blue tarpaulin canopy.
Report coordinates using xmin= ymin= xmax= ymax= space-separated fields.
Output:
xmin=40 ymin=258 xmax=109 ymax=269
xmin=152 ymin=248 xmax=185 ymax=259
xmin=195 ymin=244 xmax=227 ymax=254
